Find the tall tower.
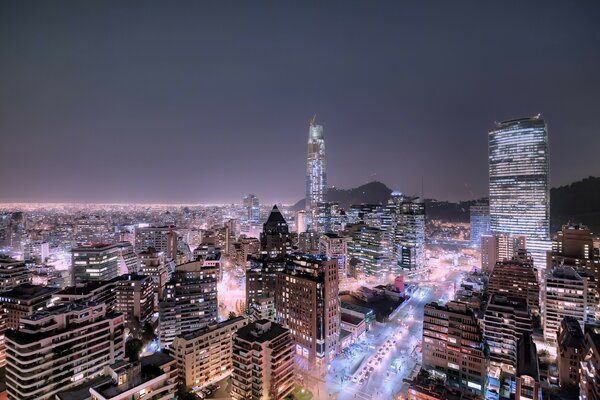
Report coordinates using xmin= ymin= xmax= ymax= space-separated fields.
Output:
xmin=305 ymin=117 xmax=327 ymax=214
xmin=488 ymin=115 xmax=550 ymax=269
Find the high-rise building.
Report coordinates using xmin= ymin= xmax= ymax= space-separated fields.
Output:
xmin=579 ymin=331 xmax=600 ymax=400
xmin=488 ymin=250 xmax=540 ymax=316
xmin=557 ymin=316 xmax=585 ymax=389
xmin=469 ymin=204 xmax=490 ymax=247
xmin=275 ymin=254 xmax=339 ymax=365
xmin=0 ymin=284 xmax=58 ymax=367
xmin=158 ymin=260 xmax=218 ymax=348
xmin=515 ymin=332 xmax=541 ymax=400
xmin=543 ymin=266 xmax=587 ymax=343
xmin=347 ymin=224 xmax=387 ymax=278
xmin=231 ymin=320 xmax=295 ymax=400
xmin=246 ymin=257 xmax=285 ymax=322
xmin=319 ymin=233 xmax=348 ymax=278
xmin=134 ymin=225 xmax=178 ymax=260
xmin=139 ymin=247 xmax=170 ymax=303
xmin=114 ymin=274 xmax=155 ymax=325
xmin=422 ymin=301 xmax=488 ymax=396
xmin=488 ymin=115 xmax=550 ymax=270
xmin=305 ymin=118 xmax=326 ymax=215
xmin=483 ymin=294 xmax=533 ymax=372
xmin=394 ymin=196 xmax=426 ymax=275
xmin=480 ymin=233 xmax=527 ymax=274
xmin=0 ymin=256 xmax=31 ymax=291
xmin=243 ymin=194 xmax=260 ymax=223
xmin=171 ymin=316 xmax=247 ymax=390
xmin=71 ymin=243 xmax=120 ymax=285
xmin=5 ymin=302 xmax=125 ymax=400
xmin=260 ymin=205 xmax=291 ymax=258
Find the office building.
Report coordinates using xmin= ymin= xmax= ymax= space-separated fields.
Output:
xmin=488 ymin=116 xmax=550 ymax=270
xmin=71 ymin=243 xmax=120 ymax=285
xmin=171 ymin=317 xmax=247 ymax=390
xmin=543 ymin=266 xmax=587 ymax=343
xmin=319 ymin=233 xmax=348 ymax=278
xmin=422 ymin=301 xmax=488 ymax=396
xmin=470 ymin=204 xmax=490 ymax=247
xmin=488 ymin=251 xmax=540 ymax=316
xmin=579 ymin=331 xmax=600 ymax=400
xmin=231 ymin=320 xmax=295 ymax=400
xmin=243 ymin=194 xmax=260 ymax=223
xmin=515 ymin=332 xmax=541 ymax=400
xmin=557 ymin=316 xmax=585 ymax=388
xmin=158 ymin=260 xmax=218 ymax=348
xmin=0 ymin=256 xmax=31 ymax=291
xmin=5 ymin=302 xmax=125 ymax=400
xmin=260 ymin=205 xmax=292 ymax=258
xmin=483 ymin=294 xmax=533 ymax=372
xmin=275 ymin=254 xmax=339 ymax=364
xmin=22 ymin=240 xmax=50 ymax=263
xmin=89 ymin=353 xmax=178 ymax=400
xmin=394 ymin=196 xmax=426 ymax=275
xmin=347 ymin=224 xmax=387 ymax=278
xmin=305 ymin=118 xmax=327 ymax=215
xmin=134 ymin=225 xmax=177 ymax=260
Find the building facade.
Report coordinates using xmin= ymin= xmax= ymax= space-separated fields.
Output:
xmin=488 ymin=115 xmax=550 ymax=270
xmin=231 ymin=320 xmax=295 ymax=400
xmin=306 ymin=119 xmax=326 ymax=220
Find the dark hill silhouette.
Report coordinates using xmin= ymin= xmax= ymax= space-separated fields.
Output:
xmin=291 ymin=176 xmax=600 ymax=233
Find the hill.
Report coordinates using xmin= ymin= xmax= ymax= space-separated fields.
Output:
xmin=291 ymin=181 xmax=392 ymax=211
xmin=291 ymin=176 xmax=600 ymax=233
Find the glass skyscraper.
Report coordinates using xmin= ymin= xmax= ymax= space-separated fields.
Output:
xmin=488 ymin=115 xmax=550 ymax=268
xmin=306 ymin=118 xmax=327 ymax=214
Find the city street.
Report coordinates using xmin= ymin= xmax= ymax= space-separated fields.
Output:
xmin=302 ymin=256 xmax=467 ymax=400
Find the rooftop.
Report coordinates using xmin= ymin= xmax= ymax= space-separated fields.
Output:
xmin=0 ymin=283 xmax=59 ymax=302
xmin=235 ymin=319 xmax=289 ymax=343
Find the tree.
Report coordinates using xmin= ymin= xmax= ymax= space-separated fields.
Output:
xmin=125 ymin=338 xmax=144 ymax=361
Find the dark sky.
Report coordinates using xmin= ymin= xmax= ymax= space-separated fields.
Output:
xmin=1 ymin=1 xmax=599 ymax=204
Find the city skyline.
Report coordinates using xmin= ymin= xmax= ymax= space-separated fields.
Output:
xmin=1 ymin=1 xmax=600 ymax=204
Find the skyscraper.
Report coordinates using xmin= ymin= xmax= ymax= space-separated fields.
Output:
xmin=260 ymin=205 xmax=292 ymax=258
xmin=470 ymin=203 xmax=490 ymax=247
xmin=488 ymin=115 xmax=550 ymax=269
xmin=305 ymin=117 xmax=326 ymax=215
xmin=243 ymin=194 xmax=260 ymax=223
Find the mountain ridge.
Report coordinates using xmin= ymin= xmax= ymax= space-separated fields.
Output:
xmin=291 ymin=176 xmax=600 ymax=233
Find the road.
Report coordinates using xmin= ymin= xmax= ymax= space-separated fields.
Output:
xmin=305 ymin=264 xmax=466 ymax=399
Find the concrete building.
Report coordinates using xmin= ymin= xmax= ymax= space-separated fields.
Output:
xmin=275 ymin=254 xmax=339 ymax=365
xmin=134 ymin=225 xmax=177 ymax=261
xmin=170 ymin=317 xmax=247 ymax=390
xmin=579 ymin=331 xmax=600 ymax=400
xmin=483 ymin=295 xmax=533 ymax=372
xmin=0 ymin=256 xmax=31 ymax=292
xmin=488 ymin=251 xmax=540 ymax=316
xmin=231 ymin=320 xmax=295 ymax=400
xmin=422 ymin=301 xmax=488 ymax=396
xmin=71 ymin=243 xmax=121 ymax=285
xmin=246 ymin=257 xmax=284 ymax=322
xmin=515 ymin=332 xmax=541 ymax=400
xmin=158 ymin=260 xmax=218 ymax=348
xmin=394 ymin=196 xmax=426 ymax=275
xmin=0 ymin=284 xmax=58 ymax=368
xmin=89 ymin=353 xmax=177 ymax=400
xmin=5 ymin=302 xmax=125 ymax=400
xmin=139 ymin=247 xmax=169 ymax=303
xmin=347 ymin=224 xmax=387 ymax=278
xmin=243 ymin=194 xmax=260 ymax=223
xmin=543 ymin=266 xmax=587 ymax=343
xmin=114 ymin=274 xmax=154 ymax=325
xmin=557 ymin=316 xmax=585 ymax=389
xmin=319 ymin=233 xmax=348 ymax=278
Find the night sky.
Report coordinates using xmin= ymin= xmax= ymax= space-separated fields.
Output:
xmin=1 ymin=1 xmax=599 ymax=204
